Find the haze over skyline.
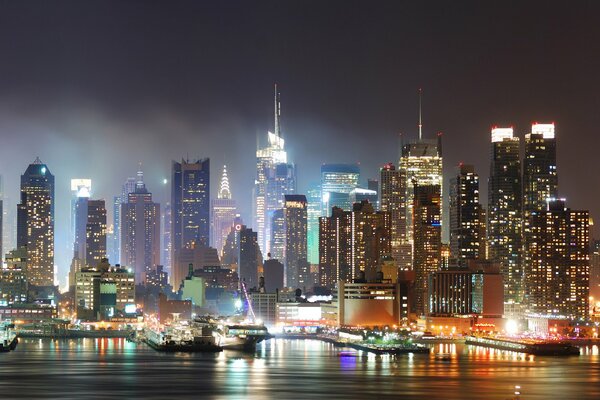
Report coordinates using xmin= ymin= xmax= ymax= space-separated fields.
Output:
xmin=1 ymin=0 xmax=599 ymax=284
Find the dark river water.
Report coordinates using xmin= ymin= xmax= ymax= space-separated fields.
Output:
xmin=0 ymin=338 xmax=598 ymax=399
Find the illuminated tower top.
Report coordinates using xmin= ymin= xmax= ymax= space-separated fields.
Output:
xmin=218 ymin=165 xmax=232 ymax=200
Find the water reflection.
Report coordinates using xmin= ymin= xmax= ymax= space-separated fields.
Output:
xmin=0 ymin=338 xmax=598 ymax=399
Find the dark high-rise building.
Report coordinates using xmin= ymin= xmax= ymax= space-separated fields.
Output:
xmin=319 ymin=200 xmax=391 ymax=289
xmin=284 ymin=194 xmax=308 ymax=288
xmin=17 ymin=158 xmax=55 ymax=286
xmin=412 ymin=183 xmax=441 ymax=316
xmin=239 ymin=226 xmax=260 ymax=290
xmin=488 ymin=127 xmax=522 ymax=304
xmin=121 ymin=171 xmax=160 ymax=283
xmin=367 ymin=178 xmax=379 ymax=210
xmin=380 ymin=163 xmax=410 ymax=270
xmin=171 ymin=158 xmax=210 ymax=269
xmin=263 ymin=258 xmax=284 ymax=293
xmin=86 ymin=200 xmax=107 ymax=268
xmin=449 ymin=164 xmax=482 ymax=266
xmin=524 ymin=199 xmax=589 ymax=320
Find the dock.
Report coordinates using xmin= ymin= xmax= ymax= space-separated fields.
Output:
xmin=465 ymin=336 xmax=580 ymax=356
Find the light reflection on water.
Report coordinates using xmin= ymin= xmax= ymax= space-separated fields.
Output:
xmin=0 ymin=338 xmax=598 ymax=399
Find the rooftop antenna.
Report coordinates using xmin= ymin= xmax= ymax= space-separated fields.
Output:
xmin=418 ymin=88 xmax=423 ymax=140
xmin=274 ymin=83 xmax=281 ymax=138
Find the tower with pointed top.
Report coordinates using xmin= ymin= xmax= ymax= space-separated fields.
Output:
xmin=211 ymin=165 xmax=238 ymax=259
xmin=17 ymin=157 xmax=55 ymax=286
xmin=399 ymin=90 xmax=443 ymax=269
xmin=254 ymin=84 xmax=297 ymax=255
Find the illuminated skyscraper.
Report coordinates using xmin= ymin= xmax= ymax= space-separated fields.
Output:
xmin=17 ymin=158 xmax=55 ymax=286
xmin=399 ymin=135 xmax=443 ymax=255
xmin=319 ymin=200 xmax=391 ymax=289
xmin=121 ymin=170 xmax=160 ymax=283
xmin=412 ymin=184 xmax=441 ymax=316
xmin=284 ymin=195 xmax=308 ymax=288
xmin=380 ymin=163 xmax=410 ymax=270
xmin=85 ymin=200 xmax=107 ymax=268
xmin=306 ymin=183 xmax=321 ymax=265
xmin=211 ymin=165 xmax=237 ymax=258
xmin=523 ymin=123 xmax=558 ymax=214
xmin=171 ymin=158 xmax=210 ymax=269
xmin=320 ymin=164 xmax=360 ymax=215
xmin=70 ymin=179 xmax=91 ymax=254
xmin=523 ymin=123 xmax=559 ymax=305
xmin=488 ymin=127 xmax=522 ymax=303
xmin=254 ymin=84 xmax=296 ymax=254
xmin=162 ymin=202 xmax=172 ymax=271
xmin=449 ymin=164 xmax=482 ymax=266
xmin=525 ymin=199 xmax=589 ymax=320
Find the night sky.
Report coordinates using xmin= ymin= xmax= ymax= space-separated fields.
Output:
xmin=1 ymin=0 xmax=599 ymax=284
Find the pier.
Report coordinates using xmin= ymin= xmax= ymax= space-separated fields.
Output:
xmin=465 ymin=336 xmax=580 ymax=356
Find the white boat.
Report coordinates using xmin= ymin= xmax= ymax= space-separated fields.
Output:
xmin=0 ymin=321 xmax=18 ymax=352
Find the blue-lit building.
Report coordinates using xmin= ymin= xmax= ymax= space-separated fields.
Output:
xmin=320 ymin=163 xmax=360 ymax=216
xmin=171 ymin=158 xmax=210 ymax=273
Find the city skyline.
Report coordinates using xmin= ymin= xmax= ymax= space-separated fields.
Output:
xmin=1 ymin=2 xmax=600 ymax=282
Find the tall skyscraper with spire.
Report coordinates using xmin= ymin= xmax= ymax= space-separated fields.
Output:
xmin=211 ymin=165 xmax=237 ymax=258
xmin=171 ymin=157 xmax=210 ymax=272
xmin=399 ymin=90 xmax=443 ymax=267
xmin=121 ymin=169 xmax=160 ymax=283
xmin=17 ymin=158 xmax=55 ymax=286
xmin=488 ymin=127 xmax=522 ymax=304
xmin=254 ymin=84 xmax=296 ymax=254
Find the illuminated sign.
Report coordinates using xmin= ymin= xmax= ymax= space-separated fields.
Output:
xmin=124 ymin=304 xmax=137 ymax=314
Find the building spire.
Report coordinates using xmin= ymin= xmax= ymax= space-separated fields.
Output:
xmin=274 ymin=83 xmax=281 ymax=138
xmin=418 ymin=88 xmax=423 ymax=140
xmin=218 ymin=164 xmax=232 ymax=200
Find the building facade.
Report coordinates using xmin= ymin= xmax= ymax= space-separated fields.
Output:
xmin=171 ymin=158 xmax=210 ymax=266
xmin=449 ymin=164 xmax=482 ymax=266
xmin=380 ymin=162 xmax=410 ymax=270
xmin=412 ymin=184 xmax=442 ymax=316
xmin=488 ymin=127 xmax=522 ymax=303
xmin=120 ymin=171 xmax=160 ymax=283
xmin=284 ymin=194 xmax=308 ymax=288
xmin=524 ymin=199 xmax=589 ymax=320
xmin=319 ymin=201 xmax=391 ymax=288
xmin=17 ymin=158 xmax=55 ymax=286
